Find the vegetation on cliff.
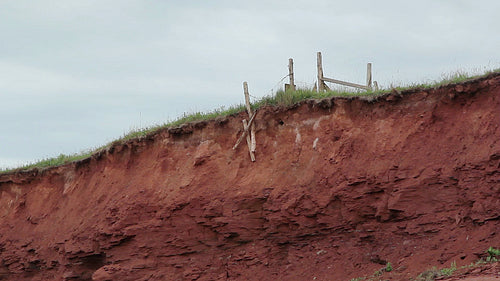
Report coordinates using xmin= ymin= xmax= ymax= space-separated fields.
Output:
xmin=1 ymin=68 xmax=498 ymax=173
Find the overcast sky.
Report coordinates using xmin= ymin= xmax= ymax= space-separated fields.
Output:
xmin=1 ymin=0 xmax=499 ymax=169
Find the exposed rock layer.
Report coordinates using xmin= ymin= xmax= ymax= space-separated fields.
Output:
xmin=1 ymin=73 xmax=499 ymax=280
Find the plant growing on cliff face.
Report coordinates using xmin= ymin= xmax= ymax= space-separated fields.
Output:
xmin=439 ymin=261 xmax=457 ymax=276
xmin=370 ymin=262 xmax=393 ymax=278
xmin=415 ymin=262 xmax=457 ymax=281
xmin=415 ymin=249 xmax=500 ymax=281
xmin=486 ymin=246 xmax=500 ymax=262
xmin=385 ymin=262 xmax=393 ymax=272
xmin=415 ymin=268 xmax=440 ymax=281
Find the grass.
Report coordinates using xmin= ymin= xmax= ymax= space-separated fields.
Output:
xmin=3 ymin=152 xmax=95 ymax=172
xmin=415 ymin=261 xmax=466 ymax=281
xmin=387 ymin=68 xmax=500 ymax=92
xmin=116 ymin=104 xmax=247 ymax=143
xmin=414 ymin=247 xmax=500 ymax=281
xmin=351 ymin=247 xmax=499 ymax=281
xmin=1 ymin=68 xmax=499 ymax=173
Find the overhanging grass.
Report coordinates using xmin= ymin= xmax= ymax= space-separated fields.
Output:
xmin=396 ymin=68 xmax=500 ymax=90
xmin=3 ymin=151 xmax=96 ymax=172
xmin=1 ymin=68 xmax=499 ymax=173
xmin=115 ymin=103 xmax=247 ymax=143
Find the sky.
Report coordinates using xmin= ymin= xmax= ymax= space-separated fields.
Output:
xmin=1 ymin=0 xmax=499 ymax=169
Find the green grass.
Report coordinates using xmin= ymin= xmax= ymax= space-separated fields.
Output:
xmin=414 ymin=247 xmax=500 ymax=281
xmin=115 ymin=104 xmax=247 ymax=143
xmin=3 ymin=151 xmax=96 ymax=172
xmin=352 ymin=250 xmax=498 ymax=281
xmin=1 ymin=68 xmax=499 ymax=173
xmin=396 ymin=67 xmax=500 ymax=90
xmin=415 ymin=261 xmax=463 ymax=281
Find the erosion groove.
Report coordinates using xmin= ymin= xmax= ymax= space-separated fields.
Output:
xmin=0 ymin=73 xmax=499 ymax=280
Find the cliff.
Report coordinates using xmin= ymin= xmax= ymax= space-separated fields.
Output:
xmin=0 ymin=73 xmax=499 ymax=280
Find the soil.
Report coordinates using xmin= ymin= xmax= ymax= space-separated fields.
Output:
xmin=0 ymin=73 xmax=499 ymax=281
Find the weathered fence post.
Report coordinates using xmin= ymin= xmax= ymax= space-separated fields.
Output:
xmin=242 ymin=119 xmax=255 ymax=162
xmin=243 ymin=81 xmax=251 ymax=112
xmin=233 ymin=111 xmax=257 ymax=150
xmin=366 ymin=63 xmax=372 ymax=89
xmin=288 ymin=58 xmax=296 ymax=91
xmin=317 ymin=52 xmax=325 ymax=92
xmin=243 ymin=82 xmax=256 ymax=158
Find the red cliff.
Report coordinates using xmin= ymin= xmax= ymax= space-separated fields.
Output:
xmin=0 ymin=73 xmax=499 ymax=280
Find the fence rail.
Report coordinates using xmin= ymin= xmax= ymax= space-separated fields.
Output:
xmin=316 ymin=52 xmax=378 ymax=92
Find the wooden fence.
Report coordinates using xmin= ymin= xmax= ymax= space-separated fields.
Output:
xmin=285 ymin=52 xmax=378 ymax=92
xmin=235 ymin=52 xmax=379 ymax=162
xmin=316 ymin=52 xmax=378 ymax=92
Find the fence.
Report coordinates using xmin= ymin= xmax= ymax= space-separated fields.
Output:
xmin=235 ymin=52 xmax=379 ymax=162
xmin=286 ymin=52 xmax=378 ymax=92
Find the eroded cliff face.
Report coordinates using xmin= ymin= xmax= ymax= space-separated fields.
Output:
xmin=0 ymin=74 xmax=499 ymax=281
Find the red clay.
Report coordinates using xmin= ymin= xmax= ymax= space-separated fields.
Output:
xmin=0 ymin=73 xmax=499 ymax=281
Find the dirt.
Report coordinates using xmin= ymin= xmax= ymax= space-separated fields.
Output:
xmin=0 ymin=73 xmax=499 ymax=281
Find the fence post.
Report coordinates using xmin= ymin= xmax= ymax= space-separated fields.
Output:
xmin=366 ymin=63 xmax=372 ymax=89
xmin=243 ymin=119 xmax=255 ymax=162
xmin=317 ymin=52 xmax=324 ymax=92
xmin=288 ymin=58 xmax=296 ymax=91
xmin=243 ymin=82 xmax=251 ymax=113
xmin=243 ymin=82 xmax=256 ymax=154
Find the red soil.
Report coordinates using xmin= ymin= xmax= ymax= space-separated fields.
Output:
xmin=0 ymin=73 xmax=499 ymax=281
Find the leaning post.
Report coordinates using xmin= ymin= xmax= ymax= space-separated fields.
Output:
xmin=243 ymin=82 xmax=256 ymax=154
